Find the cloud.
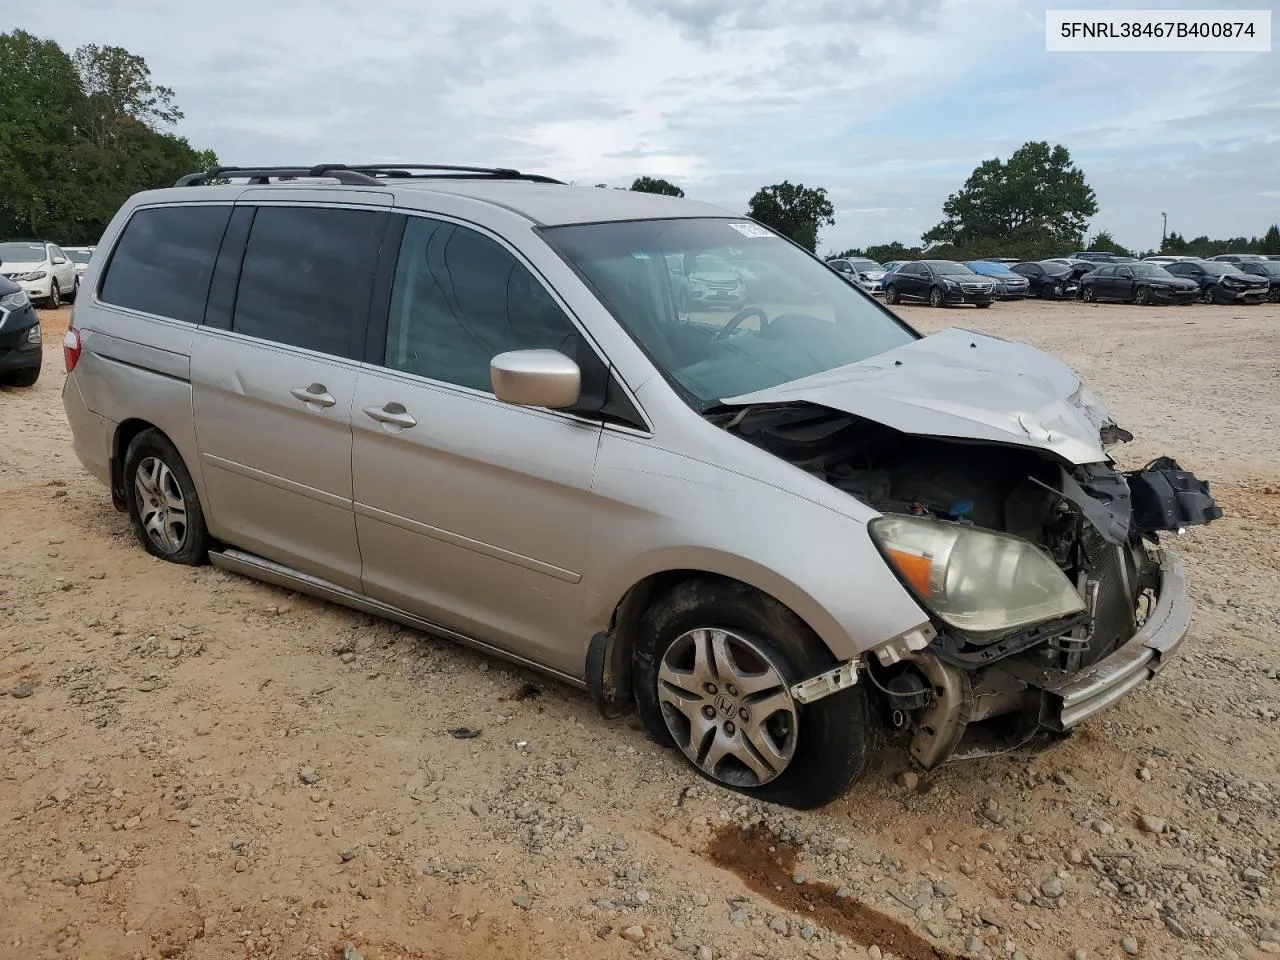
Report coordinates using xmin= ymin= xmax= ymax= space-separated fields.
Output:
xmin=9 ymin=0 xmax=1276 ymax=251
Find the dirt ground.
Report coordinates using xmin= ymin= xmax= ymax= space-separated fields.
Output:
xmin=2 ymin=298 xmax=1279 ymax=960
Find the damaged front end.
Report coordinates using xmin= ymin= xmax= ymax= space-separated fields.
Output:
xmin=714 ymin=401 xmax=1222 ymax=770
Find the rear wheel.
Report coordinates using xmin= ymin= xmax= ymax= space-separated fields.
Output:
xmin=123 ymin=429 xmax=211 ymax=565
xmin=633 ymin=579 xmax=876 ymax=809
xmin=928 ymin=286 xmax=945 ymax=308
xmin=1134 ymin=286 xmax=1150 ymax=305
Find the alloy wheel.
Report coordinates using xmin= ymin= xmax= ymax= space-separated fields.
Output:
xmin=657 ymin=628 xmax=798 ymax=788
xmin=1083 ymin=286 xmax=1095 ymax=302
xmin=49 ymin=282 xmax=60 ymax=309
xmin=929 ymin=287 xmax=943 ymax=308
xmin=134 ymin=456 xmax=188 ymax=554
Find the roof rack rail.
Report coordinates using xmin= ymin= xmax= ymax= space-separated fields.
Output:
xmin=175 ymin=166 xmax=381 ymax=187
xmin=175 ymin=163 xmax=565 ymax=187
xmin=320 ymin=164 xmax=565 ymax=184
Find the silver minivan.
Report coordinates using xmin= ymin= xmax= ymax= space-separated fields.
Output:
xmin=62 ymin=164 xmax=1222 ymax=808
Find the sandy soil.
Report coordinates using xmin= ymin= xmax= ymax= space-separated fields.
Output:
xmin=3 ymin=299 xmax=1279 ymax=960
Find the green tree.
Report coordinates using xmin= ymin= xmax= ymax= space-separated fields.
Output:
xmin=746 ymin=181 xmax=835 ymax=252
xmin=1262 ymin=224 xmax=1280 ymax=256
xmin=923 ymin=141 xmax=1097 ymax=254
xmin=0 ymin=29 xmax=216 ymax=244
xmin=1086 ymin=230 xmax=1131 ymax=256
xmin=1162 ymin=231 xmax=1188 ymax=255
xmin=630 ymin=176 xmax=684 ymax=198
xmin=863 ymin=241 xmax=922 ymax=263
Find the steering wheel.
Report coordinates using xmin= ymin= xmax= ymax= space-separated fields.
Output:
xmin=713 ymin=306 xmax=768 ymax=341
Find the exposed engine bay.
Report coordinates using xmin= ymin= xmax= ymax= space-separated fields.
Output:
xmin=711 ymin=401 xmax=1223 ymax=769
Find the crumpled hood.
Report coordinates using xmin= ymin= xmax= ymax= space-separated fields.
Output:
xmin=723 ymin=327 xmax=1115 ymax=465
xmin=858 ymin=270 xmax=886 ymax=280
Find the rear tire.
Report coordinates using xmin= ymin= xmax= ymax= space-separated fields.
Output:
xmin=633 ymin=578 xmax=876 ymax=810
xmin=123 ymin=429 xmax=211 ymax=565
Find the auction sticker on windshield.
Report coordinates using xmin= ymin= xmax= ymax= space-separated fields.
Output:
xmin=728 ymin=222 xmax=774 ymax=238
xmin=1046 ymin=9 xmax=1271 ymax=51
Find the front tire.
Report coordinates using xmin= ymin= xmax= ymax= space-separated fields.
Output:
xmin=633 ymin=578 xmax=876 ymax=809
xmin=1134 ymin=286 xmax=1150 ymax=305
xmin=928 ymin=286 xmax=945 ymax=308
xmin=1082 ymin=285 xmax=1096 ymax=303
xmin=884 ymin=285 xmax=899 ymax=305
xmin=123 ymin=429 xmax=210 ymax=565
xmin=46 ymin=281 xmax=61 ymax=309
xmin=1202 ymin=285 xmax=1216 ymax=304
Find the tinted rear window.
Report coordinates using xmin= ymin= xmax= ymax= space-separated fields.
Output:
xmin=231 ymin=206 xmax=385 ymax=357
xmin=100 ymin=205 xmax=231 ymax=323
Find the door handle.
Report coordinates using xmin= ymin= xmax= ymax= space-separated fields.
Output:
xmin=290 ymin=383 xmax=336 ymax=407
xmin=363 ymin=402 xmax=417 ymax=429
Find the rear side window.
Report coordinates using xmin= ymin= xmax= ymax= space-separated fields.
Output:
xmin=100 ymin=205 xmax=231 ymax=323
xmin=232 ymin=206 xmax=385 ymax=357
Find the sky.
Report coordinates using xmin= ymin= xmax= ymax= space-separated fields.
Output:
xmin=13 ymin=0 xmax=1278 ymax=253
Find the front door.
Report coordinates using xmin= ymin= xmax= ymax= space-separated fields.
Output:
xmin=351 ymin=214 xmax=602 ymax=677
xmin=192 ymin=202 xmax=388 ymax=591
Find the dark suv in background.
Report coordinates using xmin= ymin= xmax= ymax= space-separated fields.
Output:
xmin=0 ymin=275 xmax=42 ymax=387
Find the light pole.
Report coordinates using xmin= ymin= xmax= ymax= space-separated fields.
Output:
xmin=1161 ymin=212 xmax=1167 ymax=248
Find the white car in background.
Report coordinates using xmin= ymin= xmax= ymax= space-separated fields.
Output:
xmin=0 ymin=240 xmax=79 ymax=307
xmin=827 ymin=257 xmax=888 ymax=295
xmin=64 ymin=246 xmax=96 ymax=282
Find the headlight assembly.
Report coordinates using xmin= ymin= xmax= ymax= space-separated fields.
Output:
xmin=869 ymin=514 xmax=1085 ymax=641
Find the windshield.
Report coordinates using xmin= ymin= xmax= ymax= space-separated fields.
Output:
xmin=66 ymin=250 xmax=92 ymax=264
xmin=1132 ymin=263 xmax=1174 ymax=278
xmin=1252 ymin=262 xmax=1280 ymax=276
xmin=542 ymin=218 xmax=917 ymax=409
xmin=848 ymin=259 xmax=883 ymax=272
xmin=926 ymin=260 xmax=973 ymax=274
xmin=0 ymin=243 xmax=46 ymax=262
xmin=965 ymin=261 xmax=1016 ymax=277
xmin=1201 ymin=262 xmax=1243 ymax=276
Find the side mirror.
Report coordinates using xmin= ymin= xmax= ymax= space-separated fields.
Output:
xmin=490 ymin=349 xmax=581 ymax=409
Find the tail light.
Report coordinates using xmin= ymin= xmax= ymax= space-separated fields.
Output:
xmin=63 ymin=327 xmax=82 ymax=372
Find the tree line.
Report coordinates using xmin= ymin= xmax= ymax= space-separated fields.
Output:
xmin=0 ymin=30 xmax=217 ymax=245
xmin=4 ymin=28 xmax=1275 ymax=263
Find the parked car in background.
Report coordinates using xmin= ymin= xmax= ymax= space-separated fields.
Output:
xmin=827 ymin=257 xmax=887 ymax=295
xmin=1079 ymin=262 xmax=1200 ymax=305
xmin=63 ymin=246 xmax=96 ymax=281
xmin=1206 ymin=254 xmax=1266 ymax=264
xmin=1045 ymin=258 xmax=1102 ymax=283
xmin=0 ymin=274 xmax=42 ymax=387
xmin=60 ymin=161 xmax=1221 ymax=809
xmin=975 ymin=257 xmax=1022 ymax=267
xmin=666 ymin=253 xmax=747 ymax=310
xmin=0 ymin=240 xmax=79 ymax=307
xmin=1010 ymin=260 xmax=1080 ymax=299
xmin=964 ymin=260 xmax=1030 ymax=299
xmin=1162 ymin=259 xmax=1270 ymax=304
xmin=1142 ymin=255 xmax=1196 ymax=264
xmin=883 ymin=260 xmax=995 ymax=308
xmin=1237 ymin=260 xmax=1280 ymax=301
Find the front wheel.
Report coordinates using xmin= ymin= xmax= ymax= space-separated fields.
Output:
xmin=47 ymin=280 xmax=61 ymax=309
xmin=633 ymin=579 xmax=876 ymax=809
xmin=1082 ymin=285 xmax=1096 ymax=303
xmin=928 ymin=286 xmax=945 ymax=308
xmin=2 ymin=363 xmax=40 ymax=388
xmin=1134 ymin=286 xmax=1150 ymax=305
xmin=123 ymin=429 xmax=211 ymax=565
xmin=884 ymin=285 xmax=899 ymax=305
xmin=1202 ymin=285 xmax=1216 ymax=304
